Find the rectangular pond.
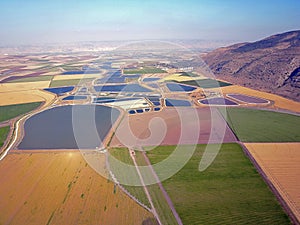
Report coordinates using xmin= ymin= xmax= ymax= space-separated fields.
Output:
xmin=227 ymin=94 xmax=269 ymax=104
xmin=199 ymin=97 xmax=238 ymax=106
xmin=44 ymin=86 xmax=74 ymax=95
xmin=62 ymin=95 xmax=87 ymax=101
xmin=94 ymin=84 xmax=153 ymax=93
xmin=142 ymin=77 xmax=161 ymax=82
xmin=165 ymin=98 xmax=192 ymax=107
xmin=166 ymin=83 xmax=197 ymax=92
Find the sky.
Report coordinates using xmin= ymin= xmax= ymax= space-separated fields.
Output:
xmin=0 ymin=0 xmax=299 ymax=46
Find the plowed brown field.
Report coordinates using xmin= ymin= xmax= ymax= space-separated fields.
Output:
xmin=245 ymin=143 xmax=300 ymax=222
xmin=0 ymin=151 xmax=154 ymax=225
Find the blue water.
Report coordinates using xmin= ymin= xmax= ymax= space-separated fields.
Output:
xmin=146 ymin=83 xmax=159 ymax=89
xmin=152 ymin=101 xmax=161 ymax=106
xmin=95 ymin=70 xmax=140 ymax=84
xmin=128 ymin=108 xmax=150 ymax=114
xmin=146 ymin=97 xmax=161 ymax=106
xmin=136 ymin=109 xmax=144 ymax=113
xmin=95 ymin=77 xmax=126 ymax=84
xmin=199 ymin=98 xmax=238 ymax=106
xmin=165 ymin=99 xmax=191 ymax=107
xmin=154 ymin=107 xmax=161 ymax=111
xmin=93 ymin=98 xmax=116 ymax=103
xmin=100 ymin=62 xmax=112 ymax=70
xmin=94 ymin=84 xmax=153 ymax=93
xmin=93 ymin=97 xmax=141 ymax=104
xmin=18 ymin=105 xmax=120 ymax=149
xmin=166 ymin=83 xmax=197 ymax=92
xmin=143 ymin=77 xmax=160 ymax=82
xmin=227 ymin=94 xmax=268 ymax=104
xmin=93 ymin=97 xmax=116 ymax=102
xmin=147 ymin=97 xmax=160 ymax=102
xmin=82 ymin=66 xmax=100 ymax=72
xmin=123 ymin=74 xmax=140 ymax=79
xmin=63 ymin=96 xmax=87 ymax=100
xmin=78 ymin=87 xmax=87 ymax=92
xmin=112 ymin=70 xmax=122 ymax=77
xmin=44 ymin=86 xmax=74 ymax=95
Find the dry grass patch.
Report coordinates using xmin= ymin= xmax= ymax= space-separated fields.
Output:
xmin=53 ymin=74 xmax=101 ymax=81
xmin=0 ymin=90 xmax=54 ymax=106
xmin=0 ymin=152 xmax=154 ymax=225
xmin=0 ymin=81 xmax=51 ymax=92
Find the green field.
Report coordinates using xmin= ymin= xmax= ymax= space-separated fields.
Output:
xmin=49 ymin=78 xmax=94 ymax=87
xmin=178 ymin=72 xmax=199 ymax=77
xmin=7 ymin=75 xmax=53 ymax=83
xmin=174 ymin=78 xmax=231 ymax=88
xmin=221 ymin=108 xmax=300 ymax=142
xmin=146 ymin=143 xmax=290 ymax=225
xmin=0 ymin=102 xmax=43 ymax=122
xmin=0 ymin=126 xmax=10 ymax=148
xmin=123 ymin=67 xmax=166 ymax=74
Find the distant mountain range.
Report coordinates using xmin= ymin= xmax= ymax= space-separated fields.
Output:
xmin=203 ymin=30 xmax=300 ymax=101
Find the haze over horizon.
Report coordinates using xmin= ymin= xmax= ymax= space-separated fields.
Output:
xmin=0 ymin=0 xmax=299 ymax=46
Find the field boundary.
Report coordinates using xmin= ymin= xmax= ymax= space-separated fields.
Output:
xmin=141 ymin=149 xmax=183 ymax=225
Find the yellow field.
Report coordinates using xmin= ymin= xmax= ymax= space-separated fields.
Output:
xmin=162 ymin=73 xmax=206 ymax=82
xmin=0 ymin=151 xmax=154 ymax=225
xmin=245 ymin=143 xmax=300 ymax=221
xmin=0 ymin=90 xmax=55 ymax=106
xmin=0 ymin=81 xmax=51 ymax=92
xmin=53 ymin=74 xmax=102 ymax=81
xmin=219 ymin=85 xmax=300 ymax=113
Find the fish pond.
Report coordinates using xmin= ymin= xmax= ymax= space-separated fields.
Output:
xmin=18 ymin=105 xmax=120 ymax=149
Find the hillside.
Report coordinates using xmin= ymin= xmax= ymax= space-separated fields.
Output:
xmin=203 ymin=30 xmax=300 ymax=101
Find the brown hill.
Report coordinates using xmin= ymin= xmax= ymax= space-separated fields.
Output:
xmin=203 ymin=30 xmax=300 ymax=101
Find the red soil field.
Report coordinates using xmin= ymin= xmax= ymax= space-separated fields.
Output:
xmin=110 ymin=107 xmax=236 ymax=147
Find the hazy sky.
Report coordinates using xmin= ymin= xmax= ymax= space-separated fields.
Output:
xmin=0 ymin=0 xmax=299 ymax=46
